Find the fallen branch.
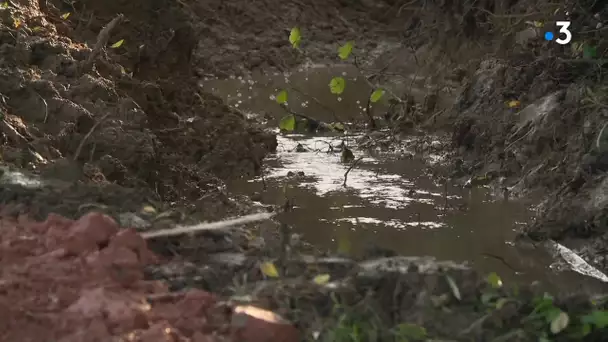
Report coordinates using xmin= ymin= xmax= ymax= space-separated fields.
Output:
xmin=73 ymin=113 xmax=111 ymax=161
xmin=141 ymin=212 xmax=275 ymax=239
xmin=343 ymin=156 xmax=364 ymax=187
xmin=0 ymin=119 xmax=29 ymax=145
xmin=80 ymin=14 xmax=125 ymax=74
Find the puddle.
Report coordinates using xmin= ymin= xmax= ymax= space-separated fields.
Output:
xmin=206 ymin=66 xmax=608 ymax=293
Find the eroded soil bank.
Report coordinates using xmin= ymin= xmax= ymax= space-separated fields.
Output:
xmin=1 ymin=0 xmax=608 ymax=340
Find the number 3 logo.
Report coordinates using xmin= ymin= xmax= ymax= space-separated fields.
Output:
xmin=555 ymin=21 xmax=572 ymax=45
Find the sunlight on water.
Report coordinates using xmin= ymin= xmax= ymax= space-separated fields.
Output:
xmin=253 ymin=134 xmax=460 ymax=210
xmin=322 ymin=217 xmax=445 ymax=230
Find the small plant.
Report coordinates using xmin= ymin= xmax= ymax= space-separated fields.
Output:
xmin=276 ymin=28 xmax=387 ymax=133
xmin=391 ymin=323 xmax=427 ymax=342
xmin=581 ymin=310 xmax=608 ymax=336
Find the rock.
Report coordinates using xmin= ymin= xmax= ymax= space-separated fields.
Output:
xmin=66 ymin=287 xmax=149 ymax=333
xmin=110 ymin=228 xmax=158 ymax=264
xmin=64 ymin=212 xmax=119 ymax=255
xmin=231 ymin=305 xmax=299 ymax=342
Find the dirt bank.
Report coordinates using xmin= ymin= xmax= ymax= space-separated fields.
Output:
xmin=351 ymin=0 xmax=608 ymax=275
xmin=432 ymin=4 xmax=608 ymax=275
xmin=1 ymin=0 xmax=280 ymax=222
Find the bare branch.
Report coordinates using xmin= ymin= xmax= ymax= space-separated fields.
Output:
xmin=80 ymin=14 xmax=125 ymax=74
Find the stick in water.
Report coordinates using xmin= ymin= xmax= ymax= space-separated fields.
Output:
xmin=141 ymin=212 xmax=275 ymax=239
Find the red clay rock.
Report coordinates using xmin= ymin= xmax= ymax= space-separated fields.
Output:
xmin=66 ymin=287 xmax=149 ymax=333
xmin=0 ymin=211 xmax=299 ymax=342
xmin=64 ymin=212 xmax=119 ymax=255
xmin=110 ymin=228 xmax=159 ymax=264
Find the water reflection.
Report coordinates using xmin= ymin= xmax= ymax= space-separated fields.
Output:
xmin=207 ymin=65 xmax=608 ymax=293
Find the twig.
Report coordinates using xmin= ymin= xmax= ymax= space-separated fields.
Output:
xmin=73 ymin=113 xmax=111 ymax=161
xmin=343 ymin=156 xmax=364 ymax=187
xmin=141 ymin=212 xmax=275 ymax=239
xmin=35 ymin=92 xmax=49 ymax=123
xmin=364 ymin=89 xmax=377 ymax=129
xmin=80 ymin=14 xmax=124 ymax=74
xmin=481 ymin=252 xmax=519 ymax=273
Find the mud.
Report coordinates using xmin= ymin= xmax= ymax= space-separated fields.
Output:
xmin=1 ymin=0 xmax=608 ymax=340
xmin=1 ymin=0 xmax=278 ymax=221
xmin=349 ymin=0 xmax=608 ymax=276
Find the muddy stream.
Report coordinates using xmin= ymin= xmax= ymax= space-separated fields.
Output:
xmin=199 ymin=65 xmax=608 ymax=293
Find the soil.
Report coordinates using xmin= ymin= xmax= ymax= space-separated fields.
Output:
xmin=1 ymin=0 xmax=608 ymax=340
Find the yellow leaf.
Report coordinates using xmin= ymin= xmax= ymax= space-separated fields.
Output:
xmin=110 ymin=39 xmax=125 ymax=48
xmin=260 ymin=261 xmax=279 ymax=278
xmin=14 ymin=19 xmax=21 ymax=29
xmin=312 ymin=274 xmax=331 ymax=285
xmin=32 ymin=26 xmax=43 ymax=32
xmin=507 ymin=100 xmax=521 ymax=108
xmin=141 ymin=205 xmax=157 ymax=215
xmin=533 ymin=21 xmax=543 ymax=28
xmin=1 ymin=2 xmax=8 ymax=9
xmin=60 ymin=12 xmax=71 ymax=20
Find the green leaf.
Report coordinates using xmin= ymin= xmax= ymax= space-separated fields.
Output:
xmin=582 ymin=323 xmax=592 ymax=336
xmin=0 ymin=2 xmax=8 ymax=9
xmin=329 ymin=77 xmax=345 ymax=95
xmin=60 ymin=12 xmax=70 ymax=20
xmin=110 ymin=39 xmax=124 ymax=48
xmin=279 ymin=115 xmax=296 ymax=131
xmin=370 ymin=89 xmax=385 ymax=103
xmin=583 ymin=45 xmax=597 ymax=59
xmin=276 ymin=90 xmax=288 ymax=104
xmin=393 ymin=323 xmax=427 ymax=339
xmin=581 ymin=310 xmax=608 ymax=329
xmin=338 ymin=41 xmax=354 ymax=60
xmin=486 ymin=272 xmax=503 ymax=288
xmin=550 ymin=311 xmax=569 ymax=334
xmin=495 ymin=298 xmax=509 ymax=309
xmin=289 ymin=27 xmax=301 ymax=48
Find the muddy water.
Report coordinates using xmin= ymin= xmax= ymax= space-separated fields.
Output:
xmin=201 ymin=66 xmax=608 ymax=293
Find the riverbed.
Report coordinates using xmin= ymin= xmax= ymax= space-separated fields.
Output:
xmin=200 ymin=64 xmax=608 ymax=293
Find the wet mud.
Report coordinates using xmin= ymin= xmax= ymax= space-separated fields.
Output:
xmin=1 ymin=0 xmax=608 ymax=340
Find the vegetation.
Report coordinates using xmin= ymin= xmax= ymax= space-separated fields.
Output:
xmin=277 ymin=27 xmax=387 ymax=133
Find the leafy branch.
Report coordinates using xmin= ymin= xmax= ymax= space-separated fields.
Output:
xmin=276 ymin=27 xmax=387 ymax=132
